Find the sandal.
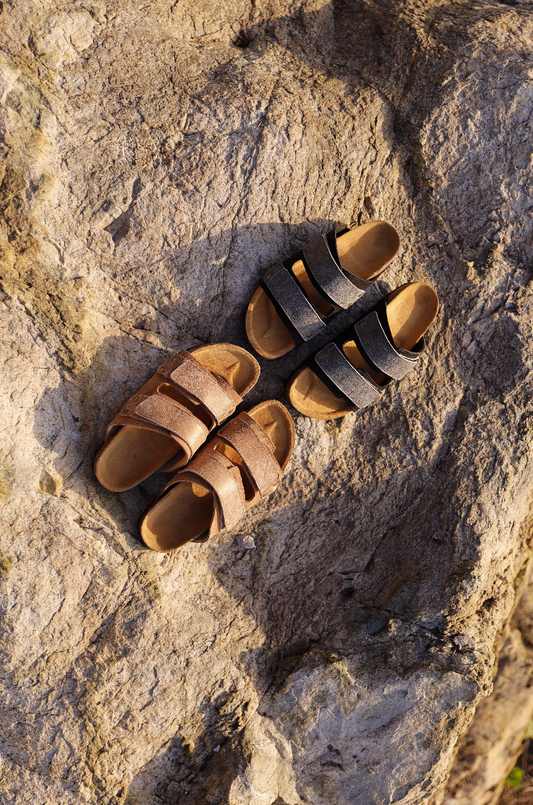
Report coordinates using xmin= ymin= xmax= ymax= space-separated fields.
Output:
xmin=94 ymin=344 xmax=260 ymax=491
xmin=245 ymin=221 xmax=400 ymax=359
xmin=286 ymin=282 xmax=439 ymax=419
xmin=139 ymin=400 xmax=295 ymax=552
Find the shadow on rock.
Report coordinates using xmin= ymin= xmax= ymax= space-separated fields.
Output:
xmin=32 ymin=218 xmax=346 ymax=547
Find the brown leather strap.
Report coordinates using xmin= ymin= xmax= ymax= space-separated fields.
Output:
xmin=158 ymin=352 xmax=241 ymax=425
xmin=112 ymin=393 xmax=208 ymax=462
xmin=105 ymin=350 xmax=245 ymax=468
xmin=217 ymin=413 xmax=281 ymax=497
xmin=162 ymin=411 xmax=285 ymax=541
xmin=177 ymin=453 xmax=246 ymax=536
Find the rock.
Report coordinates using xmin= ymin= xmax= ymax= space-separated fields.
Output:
xmin=228 ymin=714 xmax=301 ymax=805
xmin=437 ymin=547 xmax=533 ymax=805
xmin=237 ymin=535 xmax=256 ymax=550
xmin=1 ymin=1 xmax=533 ymax=804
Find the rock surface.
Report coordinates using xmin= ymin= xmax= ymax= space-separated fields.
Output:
xmin=438 ymin=541 xmax=533 ymax=805
xmin=1 ymin=1 xmax=533 ymax=803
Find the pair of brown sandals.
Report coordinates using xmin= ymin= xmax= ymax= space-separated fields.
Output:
xmin=94 ymin=221 xmax=439 ymax=553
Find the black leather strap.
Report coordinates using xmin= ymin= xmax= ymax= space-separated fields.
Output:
xmin=303 ymin=229 xmax=369 ymax=310
xmin=261 ymin=264 xmax=326 ymax=343
xmin=312 ymin=343 xmax=382 ymax=409
xmin=305 ymin=294 xmax=425 ymax=409
xmin=259 ymin=226 xmax=384 ymax=344
xmin=353 ymin=301 xmax=422 ymax=380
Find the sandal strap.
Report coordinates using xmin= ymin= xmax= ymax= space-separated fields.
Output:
xmin=311 ymin=343 xmax=383 ymax=410
xmin=119 ymin=393 xmax=208 ymax=461
xmin=353 ymin=304 xmax=423 ymax=380
xmin=217 ymin=412 xmax=282 ymax=497
xmin=307 ymin=297 xmax=425 ymax=409
xmin=104 ymin=351 xmax=242 ymax=468
xmin=158 ymin=351 xmax=241 ymax=425
xmin=261 ymin=264 xmax=327 ymax=343
xmin=303 ymin=229 xmax=369 ymax=310
xmin=259 ymin=227 xmax=380 ymax=343
xmin=166 ymin=412 xmax=283 ymax=540
xmin=176 ymin=453 xmax=246 ymax=536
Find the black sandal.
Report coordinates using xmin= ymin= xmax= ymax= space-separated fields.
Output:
xmin=286 ymin=282 xmax=439 ymax=419
xmin=245 ymin=221 xmax=400 ymax=359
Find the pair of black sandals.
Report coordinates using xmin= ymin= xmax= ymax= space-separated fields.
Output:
xmin=246 ymin=220 xmax=438 ymax=420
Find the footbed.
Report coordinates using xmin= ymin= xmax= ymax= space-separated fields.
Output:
xmin=286 ymin=283 xmax=439 ymax=420
xmin=139 ymin=400 xmax=295 ymax=552
xmin=246 ymin=221 xmax=400 ymax=359
xmin=94 ymin=344 xmax=260 ymax=492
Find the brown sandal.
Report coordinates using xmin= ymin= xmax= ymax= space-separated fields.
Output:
xmin=245 ymin=221 xmax=400 ymax=359
xmin=139 ymin=400 xmax=295 ymax=552
xmin=94 ymin=344 xmax=260 ymax=491
xmin=286 ymin=283 xmax=439 ymax=419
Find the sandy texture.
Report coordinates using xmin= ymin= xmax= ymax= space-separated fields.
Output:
xmin=1 ymin=1 xmax=533 ymax=803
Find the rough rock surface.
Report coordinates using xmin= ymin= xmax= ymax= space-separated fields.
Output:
xmin=1 ymin=1 xmax=533 ymax=803
xmin=438 ymin=546 xmax=533 ymax=805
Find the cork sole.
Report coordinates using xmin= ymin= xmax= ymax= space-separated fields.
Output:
xmin=94 ymin=344 xmax=260 ymax=492
xmin=286 ymin=283 xmax=439 ymax=420
xmin=139 ymin=400 xmax=295 ymax=552
xmin=245 ymin=221 xmax=400 ymax=359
